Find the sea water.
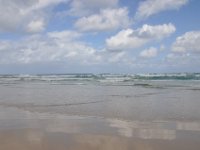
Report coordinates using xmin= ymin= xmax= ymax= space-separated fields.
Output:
xmin=0 ymin=73 xmax=200 ymax=120
xmin=0 ymin=73 xmax=200 ymax=149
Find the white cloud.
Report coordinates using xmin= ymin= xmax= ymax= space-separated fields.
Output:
xmin=172 ymin=31 xmax=200 ymax=53
xmin=140 ymin=47 xmax=157 ymax=58
xmin=106 ymin=29 xmax=147 ymax=50
xmin=75 ymin=8 xmax=130 ymax=32
xmin=26 ymin=19 xmax=45 ymax=33
xmin=0 ymin=30 xmax=136 ymax=67
xmin=47 ymin=30 xmax=81 ymax=40
xmin=36 ymin=0 xmax=69 ymax=9
xmin=0 ymin=0 xmax=69 ymax=33
xmin=136 ymin=23 xmax=176 ymax=39
xmin=68 ymin=0 xmax=118 ymax=16
xmin=0 ymin=0 xmax=32 ymax=32
xmin=106 ymin=23 xmax=175 ymax=50
xmin=0 ymin=30 xmax=102 ymax=65
xmin=135 ymin=0 xmax=188 ymax=20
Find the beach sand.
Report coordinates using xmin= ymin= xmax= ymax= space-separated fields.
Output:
xmin=0 ymin=123 xmax=200 ymax=150
xmin=0 ymin=130 xmax=200 ymax=150
xmin=1 ymin=107 xmax=200 ymax=150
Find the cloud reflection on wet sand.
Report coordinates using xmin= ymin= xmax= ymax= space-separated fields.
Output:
xmin=0 ymin=129 xmax=200 ymax=150
xmin=1 ymin=105 xmax=200 ymax=150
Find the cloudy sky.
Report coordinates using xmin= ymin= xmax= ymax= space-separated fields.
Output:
xmin=0 ymin=0 xmax=199 ymax=74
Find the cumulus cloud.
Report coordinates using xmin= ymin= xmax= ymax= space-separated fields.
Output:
xmin=172 ymin=31 xmax=200 ymax=53
xmin=0 ymin=32 xmax=136 ymax=67
xmin=68 ymin=0 xmax=118 ymax=16
xmin=75 ymin=8 xmax=130 ymax=32
xmin=136 ymin=23 xmax=176 ymax=39
xmin=47 ymin=30 xmax=81 ymax=40
xmin=26 ymin=19 xmax=45 ymax=33
xmin=106 ymin=29 xmax=147 ymax=50
xmin=161 ymin=31 xmax=200 ymax=68
xmin=106 ymin=23 xmax=175 ymax=51
xmin=36 ymin=0 xmax=69 ymax=9
xmin=135 ymin=0 xmax=188 ymax=20
xmin=140 ymin=47 xmax=157 ymax=58
xmin=0 ymin=0 xmax=33 ymax=32
xmin=0 ymin=0 xmax=119 ymax=33
xmin=0 ymin=31 xmax=92 ymax=64
xmin=0 ymin=0 xmax=69 ymax=33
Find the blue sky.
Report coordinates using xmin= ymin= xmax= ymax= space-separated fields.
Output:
xmin=0 ymin=0 xmax=200 ymax=74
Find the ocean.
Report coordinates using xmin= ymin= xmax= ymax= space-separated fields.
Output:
xmin=0 ymin=73 xmax=200 ymax=149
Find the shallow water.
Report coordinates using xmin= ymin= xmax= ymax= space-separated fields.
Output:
xmin=0 ymin=74 xmax=200 ymax=149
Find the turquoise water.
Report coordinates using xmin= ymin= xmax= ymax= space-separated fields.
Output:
xmin=0 ymin=73 xmax=200 ymax=83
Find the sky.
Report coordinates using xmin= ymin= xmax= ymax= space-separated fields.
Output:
xmin=0 ymin=0 xmax=200 ymax=74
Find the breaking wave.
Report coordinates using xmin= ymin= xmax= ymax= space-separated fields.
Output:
xmin=0 ymin=73 xmax=200 ymax=85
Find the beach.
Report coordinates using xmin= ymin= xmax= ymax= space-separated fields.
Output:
xmin=0 ymin=74 xmax=200 ymax=149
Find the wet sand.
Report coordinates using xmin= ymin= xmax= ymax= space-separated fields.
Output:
xmin=1 ymin=110 xmax=200 ymax=150
xmin=1 ymin=129 xmax=200 ymax=150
